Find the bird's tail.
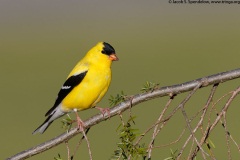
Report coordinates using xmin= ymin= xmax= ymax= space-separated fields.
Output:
xmin=32 ymin=108 xmax=65 ymax=134
xmin=32 ymin=116 xmax=54 ymax=134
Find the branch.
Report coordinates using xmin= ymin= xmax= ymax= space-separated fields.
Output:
xmin=7 ymin=68 xmax=240 ymax=160
xmin=190 ymin=86 xmax=240 ymax=159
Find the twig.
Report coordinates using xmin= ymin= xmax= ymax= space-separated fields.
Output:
xmin=187 ymin=138 xmax=195 ymax=160
xmin=209 ymin=86 xmax=240 ymax=136
xmin=223 ymin=113 xmax=231 ymax=160
xmin=82 ymin=129 xmax=92 ymax=160
xmin=217 ymin=115 xmax=240 ymax=153
xmin=71 ymin=128 xmax=90 ymax=160
xmin=177 ymin=83 xmax=209 ymax=160
xmin=153 ymin=127 xmax=186 ymax=148
xmin=147 ymin=96 xmax=174 ymax=159
xmin=65 ymin=141 xmax=70 ymax=160
xmin=179 ymin=83 xmax=218 ymax=159
xmin=191 ymin=86 xmax=240 ymax=159
xmin=118 ymin=113 xmax=125 ymax=126
xmin=208 ymin=91 xmax=233 ymax=125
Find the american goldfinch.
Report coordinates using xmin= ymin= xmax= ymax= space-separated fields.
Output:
xmin=33 ymin=42 xmax=118 ymax=134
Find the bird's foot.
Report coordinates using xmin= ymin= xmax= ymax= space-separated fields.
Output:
xmin=95 ymin=106 xmax=111 ymax=118
xmin=74 ymin=109 xmax=85 ymax=131
xmin=76 ymin=116 xmax=85 ymax=131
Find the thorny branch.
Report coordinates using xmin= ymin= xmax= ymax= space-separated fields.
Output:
xmin=147 ymin=95 xmax=174 ymax=159
xmin=7 ymin=68 xmax=240 ymax=160
xmin=178 ymin=83 xmax=219 ymax=160
xmin=190 ymin=86 xmax=240 ymax=159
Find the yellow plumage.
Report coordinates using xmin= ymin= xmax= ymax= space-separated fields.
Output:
xmin=62 ymin=42 xmax=112 ymax=111
xmin=33 ymin=42 xmax=118 ymax=134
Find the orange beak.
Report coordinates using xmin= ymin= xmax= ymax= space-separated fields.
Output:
xmin=109 ymin=54 xmax=119 ymax=61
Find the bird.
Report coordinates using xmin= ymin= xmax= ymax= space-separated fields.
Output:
xmin=33 ymin=42 xmax=118 ymax=134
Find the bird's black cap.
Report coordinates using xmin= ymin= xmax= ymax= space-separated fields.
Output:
xmin=102 ymin=42 xmax=115 ymax=56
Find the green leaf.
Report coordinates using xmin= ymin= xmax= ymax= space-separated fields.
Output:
xmin=208 ymin=139 xmax=216 ymax=148
xmin=54 ymin=154 xmax=63 ymax=160
xmin=109 ymin=91 xmax=127 ymax=106
xmin=61 ymin=115 xmax=73 ymax=132
xmin=110 ymin=116 xmax=147 ymax=160
xmin=141 ymin=81 xmax=159 ymax=93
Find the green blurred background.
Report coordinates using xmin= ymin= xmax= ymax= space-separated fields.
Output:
xmin=1 ymin=0 xmax=240 ymax=159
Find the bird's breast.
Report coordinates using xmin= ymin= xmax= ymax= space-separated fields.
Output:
xmin=61 ymin=67 xmax=111 ymax=111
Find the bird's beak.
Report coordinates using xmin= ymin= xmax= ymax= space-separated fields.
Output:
xmin=109 ymin=54 xmax=119 ymax=61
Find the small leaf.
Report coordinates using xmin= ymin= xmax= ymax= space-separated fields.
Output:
xmin=110 ymin=116 xmax=147 ymax=160
xmin=141 ymin=81 xmax=159 ymax=93
xmin=109 ymin=91 xmax=127 ymax=106
xmin=208 ymin=139 xmax=216 ymax=148
xmin=54 ymin=154 xmax=63 ymax=160
xmin=61 ymin=115 xmax=73 ymax=132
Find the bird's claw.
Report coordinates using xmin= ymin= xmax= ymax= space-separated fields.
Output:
xmin=76 ymin=116 xmax=85 ymax=131
xmin=95 ymin=107 xmax=111 ymax=119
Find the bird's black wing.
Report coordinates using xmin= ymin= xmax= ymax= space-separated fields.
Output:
xmin=45 ymin=70 xmax=88 ymax=116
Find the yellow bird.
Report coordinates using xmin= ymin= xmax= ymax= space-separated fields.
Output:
xmin=33 ymin=42 xmax=118 ymax=134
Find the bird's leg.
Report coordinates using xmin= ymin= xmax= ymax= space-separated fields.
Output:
xmin=95 ymin=106 xmax=111 ymax=118
xmin=73 ymin=109 xmax=85 ymax=131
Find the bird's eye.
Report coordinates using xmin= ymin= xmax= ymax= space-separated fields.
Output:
xmin=101 ymin=50 xmax=106 ymax=54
